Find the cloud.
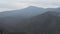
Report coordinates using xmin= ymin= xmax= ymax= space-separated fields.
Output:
xmin=0 ymin=0 xmax=60 ymax=11
xmin=0 ymin=0 xmax=30 ymax=11
xmin=0 ymin=8 xmax=13 ymax=12
xmin=18 ymin=0 xmax=60 ymax=8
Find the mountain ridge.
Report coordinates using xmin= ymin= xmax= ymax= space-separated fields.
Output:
xmin=0 ymin=6 xmax=46 ymax=18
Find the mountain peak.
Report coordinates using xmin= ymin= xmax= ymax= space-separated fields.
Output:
xmin=27 ymin=6 xmax=43 ymax=9
xmin=28 ymin=6 xmax=38 ymax=8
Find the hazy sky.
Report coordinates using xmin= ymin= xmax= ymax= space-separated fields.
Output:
xmin=0 ymin=0 xmax=60 ymax=11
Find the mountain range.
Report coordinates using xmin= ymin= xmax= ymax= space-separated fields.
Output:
xmin=0 ymin=6 xmax=60 ymax=34
xmin=0 ymin=6 xmax=60 ymax=18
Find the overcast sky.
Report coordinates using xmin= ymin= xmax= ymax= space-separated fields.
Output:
xmin=0 ymin=0 xmax=60 ymax=11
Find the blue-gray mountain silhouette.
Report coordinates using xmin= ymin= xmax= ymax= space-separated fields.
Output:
xmin=0 ymin=6 xmax=46 ymax=18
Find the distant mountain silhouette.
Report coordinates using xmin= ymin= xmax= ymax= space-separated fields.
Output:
xmin=46 ymin=7 xmax=60 ymax=12
xmin=0 ymin=6 xmax=60 ymax=18
xmin=0 ymin=6 xmax=46 ymax=18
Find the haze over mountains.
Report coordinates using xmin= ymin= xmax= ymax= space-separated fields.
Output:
xmin=0 ymin=6 xmax=60 ymax=34
xmin=0 ymin=6 xmax=46 ymax=18
xmin=0 ymin=6 xmax=60 ymax=18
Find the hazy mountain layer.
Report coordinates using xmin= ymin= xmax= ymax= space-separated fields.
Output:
xmin=0 ymin=6 xmax=46 ymax=18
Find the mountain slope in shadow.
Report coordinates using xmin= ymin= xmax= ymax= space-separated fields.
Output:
xmin=0 ymin=11 xmax=60 ymax=34
xmin=18 ymin=11 xmax=60 ymax=34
